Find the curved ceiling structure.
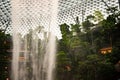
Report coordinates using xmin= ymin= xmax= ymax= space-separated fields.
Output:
xmin=0 ymin=0 xmax=119 ymax=36
xmin=58 ymin=0 xmax=118 ymax=24
xmin=0 ymin=0 xmax=11 ymax=33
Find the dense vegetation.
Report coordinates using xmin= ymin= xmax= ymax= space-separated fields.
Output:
xmin=56 ymin=7 xmax=120 ymax=80
xmin=0 ymin=2 xmax=120 ymax=80
xmin=0 ymin=30 xmax=12 ymax=80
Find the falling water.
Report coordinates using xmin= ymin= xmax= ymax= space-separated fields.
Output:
xmin=11 ymin=0 xmax=58 ymax=80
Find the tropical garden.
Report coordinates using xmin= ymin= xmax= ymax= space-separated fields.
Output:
xmin=0 ymin=30 xmax=12 ymax=80
xmin=56 ymin=6 xmax=120 ymax=80
xmin=0 ymin=1 xmax=120 ymax=80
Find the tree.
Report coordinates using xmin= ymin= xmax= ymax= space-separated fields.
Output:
xmin=57 ymin=5 xmax=120 ymax=80
xmin=94 ymin=10 xmax=104 ymax=22
xmin=0 ymin=30 xmax=11 ymax=80
xmin=56 ymin=51 xmax=71 ymax=80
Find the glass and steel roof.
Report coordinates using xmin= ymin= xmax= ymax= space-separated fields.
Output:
xmin=58 ymin=0 xmax=118 ymax=24
xmin=0 ymin=0 xmax=119 ymax=36
xmin=0 ymin=0 xmax=11 ymax=34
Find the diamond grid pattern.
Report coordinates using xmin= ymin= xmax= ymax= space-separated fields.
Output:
xmin=0 ymin=0 xmax=119 ymax=35
xmin=58 ymin=0 xmax=118 ymax=24
xmin=0 ymin=0 xmax=11 ymax=34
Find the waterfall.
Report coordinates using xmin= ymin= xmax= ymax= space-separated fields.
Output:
xmin=11 ymin=0 xmax=58 ymax=80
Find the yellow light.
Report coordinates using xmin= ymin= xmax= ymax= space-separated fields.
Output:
xmin=108 ymin=50 xmax=111 ymax=53
xmin=101 ymin=51 xmax=106 ymax=54
xmin=100 ymin=47 xmax=112 ymax=54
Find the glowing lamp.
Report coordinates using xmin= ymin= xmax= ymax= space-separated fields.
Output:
xmin=100 ymin=47 xmax=112 ymax=54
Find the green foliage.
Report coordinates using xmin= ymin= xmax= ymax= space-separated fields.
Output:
xmin=71 ymin=24 xmax=81 ymax=34
xmin=60 ymin=23 xmax=71 ymax=38
xmin=106 ymin=47 xmax=120 ymax=64
xmin=0 ymin=30 xmax=11 ymax=80
xmin=56 ymin=51 xmax=71 ymax=71
xmin=78 ymin=54 xmax=114 ymax=80
xmin=56 ymin=2 xmax=120 ymax=80
xmin=86 ymin=15 xmax=95 ymax=20
xmin=57 ymin=5 xmax=120 ymax=80
xmin=82 ymin=20 xmax=94 ymax=32
xmin=94 ymin=10 xmax=104 ymax=22
xmin=0 ymin=30 xmax=11 ymax=55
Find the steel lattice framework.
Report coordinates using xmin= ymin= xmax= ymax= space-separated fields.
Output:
xmin=0 ymin=0 xmax=11 ymax=33
xmin=0 ymin=0 xmax=119 ymax=36
xmin=58 ymin=0 xmax=118 ymax=24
